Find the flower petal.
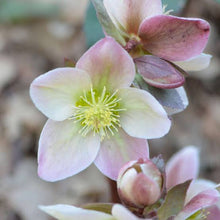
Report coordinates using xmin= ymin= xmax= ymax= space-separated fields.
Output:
xmin=166 ymin=146 xmax=199 ymax=190
xmin=186 ymin=179 xmax=218 ymax=204
xmin=76 ymin=37 xmax=135 ymax=93
xmin=118 ymin=87 xmax=171 ymax=139
xmin=30 ymin=68 xmax=91 ymax=121
xmin=174 ymin=53 xmax=212 ymax=71
xmin=38 ymin=119 xmax=100 ymax=181
xmin=175 ymin=189 xmax=220 ymax=219
xmin=112 ymin=204 xmax=152 ymax=220
xmin=139 ymin=15 xmax=210 ymax=61
xmin=206 ymin=206 xmax=220 ymax=220
xmin=94 ymin=128 xmax=149 ymax=180
xmin=39 ymin=205 xmax=114 ymax=220
xmin=104 ymin=0 xmax=162 ymax=34
xmin=135 ymin=55 xmax=185 ymax=89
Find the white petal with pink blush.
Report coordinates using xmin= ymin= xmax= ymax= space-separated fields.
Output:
xmin=103 ymin=0 xmax=162 ymax=34
xmin=166 ymin=146 xmax=199 ymax=190
xmin=39 ymin=205 xmax=115 ymax=220
xmin=118 ymin=87 xmax=171 ymax=139
xmin=30 ymin=68 xmax=91 ymax=121
xmin=174 ymin=53 xmax=212 ymax=72
xmin=38 ymin=119 xmax=101 ymax=182
xmin=94 ymin=128 xmax=149 ymax=180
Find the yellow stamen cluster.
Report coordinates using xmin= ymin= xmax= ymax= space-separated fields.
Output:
xmin=72 ymin=86 xmax=125 ymax=139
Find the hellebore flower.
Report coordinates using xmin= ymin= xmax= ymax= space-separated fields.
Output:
xmin=101 ymin=0 xmax=211 ymax=88
xmin=39 ymin=204 xmax=152 ymax=220
xmin=166 ymin=146 xmax=220 ymax=219
xmin=30 ymin=37 xmax=171 ymax=182
xmin=117 ymin=159 xmax=163 ymax=208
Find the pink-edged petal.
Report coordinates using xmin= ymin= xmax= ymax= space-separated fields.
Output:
xmin=186 ymin=179 xmax=218 ymax=204
xmin=104 ymin=0 xmax=162 ymax=34
xmin=132 ymin=173 xmax=161 ymax=206
xmin=112 ymin=204 xmax=152 ymax=220
xmin=76 ymin=37 xmax=135 ymax=93
xmin=30 ymin=68 xmax=91 ymax=121
xmin=175 ymin=189 xmax=220 ymax=219
xmin=166 ymin=146 xmax=199 ymax=190
xmin=94 ymin=128 xmax=149 ymax=180
xmin=38 ymin=119 xmax=100 ymax=182
xmin=174 ymin=53 xmax=212 ymax=71
xmin=206 ymin=206 xmax=220 ymax=220
xmin=39 ymin=205 xmax=114 ymax=220
xmin=135 ymin=55 xmax=185 ymax=89
xmin=139 ymin=15 xmax=210 ymax=61
xmin=118 ymin=87 xmax=171 ymax=139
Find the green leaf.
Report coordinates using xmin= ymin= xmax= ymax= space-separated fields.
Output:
xmin=157 ymin=180 xmax=192 ymax=220
xmin=91 ymin=0 xmax=126 ymax=45
xmin=134 ymin=74 xmax=188 ymax=115
xmin=84 ymin=2 xmax=105 ymax=47
xmin=82 ymin=203 xmax=113 ymax=215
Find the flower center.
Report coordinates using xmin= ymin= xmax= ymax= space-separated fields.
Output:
xmin=72 ymin=86 xmax=125 ymax=139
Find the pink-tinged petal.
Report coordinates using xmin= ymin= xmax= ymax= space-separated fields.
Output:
xmin=166 ymin=146 xmax=199 ymax=190
xmin=76 ymin=37 xmax=135 ymax=93
xmin=206 ymin=206 xmax=220 ymax=220
xmin=118 ymin=87 xmax=171 ymax=139
xmin=117 ymin=160 xmax=138 ymax=181
xmin=186 ymin=179 xmax=217 ymax=204
xmin=175 ymin=189 xmax=220 ymax=219
xmin=39 ymin=205 xmax=114 ymax=220
xmin=38 ymin=119 xmax=100 ymax=182
xmin=139 ymin=15 xmax=210 ymax=61
xmin=94 ymin=128 xmax=149 ymax=180
xmin=30 ymin=68 xmax=91 ymax=121
xmin=112 ymin=204 xmax=150 ymax=220
xmin=135 ymin=55 xmax=185 ymax=89
xmin=174 ymin=53 xmax=212 ymax=71
xmin=104 ymin=0 xmax=162 ymax=34
xmin=132 ymin=173 xmax=161 ymax=206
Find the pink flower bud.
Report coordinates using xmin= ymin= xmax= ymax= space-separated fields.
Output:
xmin=117 ymin=159 xmax=163 ymax=208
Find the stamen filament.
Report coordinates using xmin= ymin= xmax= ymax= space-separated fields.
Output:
xmin=71 ymin=86 xmax=126 ymax=140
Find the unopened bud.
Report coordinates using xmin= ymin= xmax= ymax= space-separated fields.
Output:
xmin=117 ymin=159 xmax=163 ymax=208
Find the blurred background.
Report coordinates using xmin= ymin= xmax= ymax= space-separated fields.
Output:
xmin=0 ymin=0 xmax=219 ymax=219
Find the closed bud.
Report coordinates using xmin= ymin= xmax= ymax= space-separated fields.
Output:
xmin=117 ymin=159 xmax=163 ymax=208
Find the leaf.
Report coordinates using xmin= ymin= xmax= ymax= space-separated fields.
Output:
xmin=157 ymin=180 xmax=192 ymax=220
xmin=135 ymin=55 xmax=185 ymax=89
xmin=134 ymin=74 xmax=188 ymax=115
xmin=84 ymin=2 xmax=105 ymax=47
xmin=82 ymin=203 xmax=113 ymax=215
xmin=91 ymin=0 xmax=126 ymax=45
